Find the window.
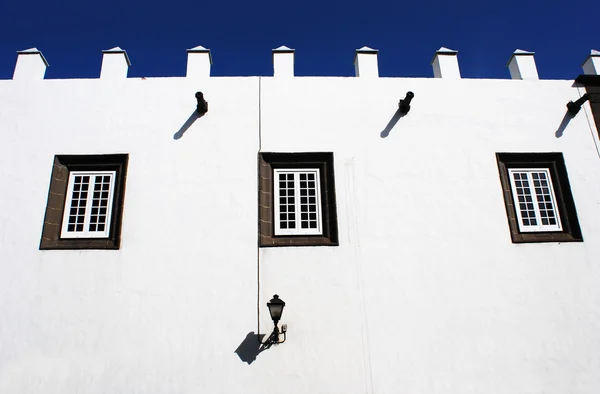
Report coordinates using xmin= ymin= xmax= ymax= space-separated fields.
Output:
xmin=61 ymin=171 xmax=116 ymax=238
xmin=40 ymin=154 xmax=128 ymax=250
xmin=508 ymin=169 xmax=561 ymax=232
xmin=496 ymin=153 xmax=582 ymax=243
xmin=274 ymin=169 xmax=322 ymax=235
xmin=259 ymin=153 xmax=338 ymax=247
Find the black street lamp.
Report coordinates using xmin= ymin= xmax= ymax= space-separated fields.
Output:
xmin=266 ymin=294 xmax=286 ymax=344
xmin=267 ymin=294 xmax=285 ymax=325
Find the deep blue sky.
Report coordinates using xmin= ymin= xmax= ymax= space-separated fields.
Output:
xmin=0 ymin=0 xmax=598 ymax=80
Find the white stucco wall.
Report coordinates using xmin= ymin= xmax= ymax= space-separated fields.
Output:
xmin=260 ymin=77 xmax=600 ymax=394
xmin=1 ymin=70 xmax=599 ymax=394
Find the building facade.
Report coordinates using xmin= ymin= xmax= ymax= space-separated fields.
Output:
xmin=1 ymin=45 xmax=600 ymax=393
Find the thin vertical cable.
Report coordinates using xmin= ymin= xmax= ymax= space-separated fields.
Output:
xmin=578 ymin=86 xmax=600 ymax=159
xmin=256 ymin=76 xmax=263 ymax=339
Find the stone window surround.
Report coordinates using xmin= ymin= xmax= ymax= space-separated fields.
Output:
xmin=259 ymin=152 xmax=339 ymax=247
xmin=39 ymin=154 xmax=129 ymax=250
xmin=496 ymin=152 xmax=582 ymax=243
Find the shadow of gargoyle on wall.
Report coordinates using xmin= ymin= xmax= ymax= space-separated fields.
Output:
xmin=380 ymin=109 xmax=406 ymax=138
xmin=555 ymin=111 xmax=575 ymax=138
xmin=234 ymin=332 xmax=265 ymax=365
xmin=173 ymin=110 xmax=204 ymax=140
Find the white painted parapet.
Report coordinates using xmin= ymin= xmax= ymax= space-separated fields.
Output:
xmin=4 ymin=45 xmax=596 ymax=80
xmin=431 ymin=47 xmax=461 ymax=79
xmin=100 ymin=47 xmax=131 ymax=79
xmin=186 ymin=45 xmax=212 ymax=78
xmin=272 ymin=46 xmax=295 ymax=77
xmin=13 ymin=48 xmax=48 ymax=80
xmin=582 ymin=49 xmax=600 ymax=75
xmin=507 ymin=49 xmax=539 ymax=80
xmin=354 ymin=46 xmax=379 ymax=78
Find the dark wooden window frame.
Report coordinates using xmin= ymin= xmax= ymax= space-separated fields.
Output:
xmin=259 ymin=152 xmax=339 ymax=247
xmin=496 ymin=152 xmax=582 ymax=243
xmin=40 ymin=154 xmax=129 ymax=250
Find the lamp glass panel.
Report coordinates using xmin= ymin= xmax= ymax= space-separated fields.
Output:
xmin=268 ymin=303 xmax=284 ymax=321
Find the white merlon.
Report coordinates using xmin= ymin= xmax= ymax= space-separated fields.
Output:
xmin=13 ymin=48 xmax=48 ymax=80
xmin=582 ymin=49 xmax=600 ymax=75
xmin=187 ymin=45 xmax=212 ymax=78
xmin=507 ymin=49 xmax=538 ymax=80
xmin=100 ymin=47 xmax=131 ymax=79
xmin=431 ymin=47 xmax=461 ymax=79
xmin=272 ymin=46 xmax=295 ymax=78
xmin=354 ymin=46 xmax=379 ymax=78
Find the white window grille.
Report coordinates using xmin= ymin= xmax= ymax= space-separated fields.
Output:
xmin=61 ymin=171 xmax=116 ymax=238
xmin=274 ymin=168 xmax=323 ymax=236
xmin=508 ymin=168 xmax=562 ymax=232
